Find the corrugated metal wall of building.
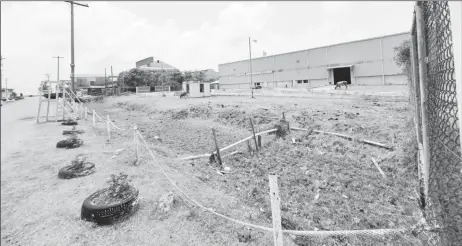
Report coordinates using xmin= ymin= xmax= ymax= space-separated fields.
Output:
xmin=219 ymin=32 xmax=410 ymax=89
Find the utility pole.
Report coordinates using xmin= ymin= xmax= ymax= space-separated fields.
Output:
xmin=249 ymin=37 xmax=257 ymax=99
xmin=52 ymin=56 xmax=64 ymax=82
xmin=64 ymin=1 xmax=89 ymax=93
xmin=104 ymin=68 xmax=107 ymax=90
xmin=111 ymin=66 xmax=114 ymax=94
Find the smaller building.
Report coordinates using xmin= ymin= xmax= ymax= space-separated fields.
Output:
xmin=182 ymin=81 xmax=211 ymax=98
xmin=75 ymin=74 xmax=118 ymax=89
xmin=210 ymin=81 xmax=219 ymax=90
xmin=1 ymin=88 xmax=14 ymax=99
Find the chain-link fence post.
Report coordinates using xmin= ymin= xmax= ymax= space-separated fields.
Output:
xmin=410 ymin=29 xmax=424 ymax=186
xmin=414 ymin=3 xmax=430 ymax=198
xmin=449 ymin=1 xmax=462 ymax=153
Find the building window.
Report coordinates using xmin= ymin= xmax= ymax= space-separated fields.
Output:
xmin=200 ymin=83 xmax=204 ymax=93
xmin=297 ymin=80 xmax=303 ymax=84
xmin=303 ymin=80 xmax=308 ymax=83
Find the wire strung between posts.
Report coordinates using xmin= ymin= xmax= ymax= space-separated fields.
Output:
xmin=94 ymin=111 xmax=104 ymax=121
xmin=135 ymin=129 xmax=408 ymax=238
xmin=107 ymin=116 xmax=126 ymax=131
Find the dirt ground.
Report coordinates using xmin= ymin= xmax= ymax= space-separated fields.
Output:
xmin=1 ymin=93 xmax=424 ymax=245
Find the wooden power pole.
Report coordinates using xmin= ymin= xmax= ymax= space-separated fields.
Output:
xmin=64 ymin=1 xmax=89 ymax=93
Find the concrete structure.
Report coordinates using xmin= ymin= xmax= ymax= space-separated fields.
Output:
xmin=182 ymin=81 xmax=211 ymax=98
xmin=75 ymin=74 xmax=117 ymax=89
xmin=219 ymin=32 xmax=410 ymax=89
xmin=210 ymin=81 xmax=219 ymax=90
xmin=136 ymin=57 xmax=179 ymax=74
xmin=1 ymin=88 xmax=14 ymax=99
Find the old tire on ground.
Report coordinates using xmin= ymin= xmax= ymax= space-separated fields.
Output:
xmin=63 ymin=130 xmax=85 ymax=135
xmin=56 ymin=139 xmax=83 ymax=149
xmin=58 ymin=162 xmax=95 ymax=179
xmin=81 ymin=187 xmax=139 ymax=225
xmin=62 ymin=120 xmax=78 ymax=126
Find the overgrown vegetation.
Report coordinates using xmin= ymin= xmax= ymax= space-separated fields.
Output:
xmin=117 ymin=68 xmax=215 ymax=89
xmin=70 ymin=154 xmax=86 ymax=170
xmin=107 ymin=172 xmax=133 ymax=200
xmin=91 ymin=172 xmax=135 ymax=206
xmin=394 ymin=40 xmax=412 ymax=81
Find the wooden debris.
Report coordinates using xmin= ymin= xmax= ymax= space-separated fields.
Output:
xmin=371 ymin=157 xmax=387 ymax=179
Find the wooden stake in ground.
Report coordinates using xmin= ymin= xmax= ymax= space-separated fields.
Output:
xmin=92 ymin=109 xmax=96 ymax=128
xmin=134 ymin=125 xmax=140 ymax=165
xmin=106 ymin=115 xmax=111 ymax=141
xmin=249 ymin=117 xmax=259 ymax=153
xmin=258 ymin=135 xmax=262 ymax=148
xmin=247 ymin=139 xmax=253 ymax=156
xmin=269 ymin=173 xmax=284 ymax=246
xmin=371 ymin=157 xmax=387 ymax=179
xmin=84 ymin=106 xmax=87 ymax=120
xmin=212 ymin=128 xmax=223 ymax=170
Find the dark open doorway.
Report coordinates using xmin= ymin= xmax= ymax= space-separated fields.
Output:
xmin=333 ymin=67 xmax=352 ymax=85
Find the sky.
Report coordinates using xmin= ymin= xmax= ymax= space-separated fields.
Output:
xmin=1 ymin=1 xmax=414 ymax=95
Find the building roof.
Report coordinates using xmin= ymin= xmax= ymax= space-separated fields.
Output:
xmin=219 ymin=31 xmax=411 ymax=66
xmin=75 ymin=74 xmax=118 ymax=78
xmin=136 ymin=57 xmax=178 ymax=70
xmin=138 ymin=66 xmax=178 ymax=71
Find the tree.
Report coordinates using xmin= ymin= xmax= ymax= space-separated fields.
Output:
xmin=394 ymin=40 xmax=412 ymax=81
xmin=194 ymin=70 xmax=207 ymax=82
xmin=171 ymin=72 xmax=184 ymax=84
xmin=184 ymin=71 xmax=193 ymax=82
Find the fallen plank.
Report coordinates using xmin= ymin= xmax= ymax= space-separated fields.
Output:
xmin=179 ymin=128 xmax=277 ymax=161
xmin=371 ymin=157 xmax=387 ymax=179
xmin=221 ymin=151 xmax=241 ymax=158
xmin=254 ymin=115 xmax=280 ymax=120
xmin=290 ymin=127 xmax=393 ymax=150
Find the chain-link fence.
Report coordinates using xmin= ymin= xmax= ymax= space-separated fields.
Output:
xmin=409 ymin=2 xmax=461 ymax=245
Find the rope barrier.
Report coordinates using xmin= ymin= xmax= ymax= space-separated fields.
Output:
xmin=135 ymin=128 xmax=409 ymax=238
xmin=83 ymin=108 xmax=424 ymax=239
xmin=94 ymin=111 xmax=103 ymax=121
xmin=107 ymin=116 xmax=126 ymax=131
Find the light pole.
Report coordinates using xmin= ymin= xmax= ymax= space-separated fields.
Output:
xmin=52 ymin=56 xmax=64 ymax=82
xmin=64 ymin=1 xmax=89 ymax=93
xmin=249 ymin=37 xmax=257 ymax=98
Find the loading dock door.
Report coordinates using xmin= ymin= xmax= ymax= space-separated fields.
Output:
xmin=333 ymin=67 xmax=352 ymax=85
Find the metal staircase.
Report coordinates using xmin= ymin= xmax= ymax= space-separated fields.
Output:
xmin=37 ymin=81 xmax=83 ymax=123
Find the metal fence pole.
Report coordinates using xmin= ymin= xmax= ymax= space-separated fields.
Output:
xmin=415 ymin=3 xmax=430 ymax=197
xmin=449 ymin=1 xmax=462 ymax=154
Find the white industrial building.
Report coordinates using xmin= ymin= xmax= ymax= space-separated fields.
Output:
xmin=218 ymin=32 xmax=410 ymax=89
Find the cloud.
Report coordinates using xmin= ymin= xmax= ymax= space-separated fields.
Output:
xmin=1 ymin=1 xmax=414 ymax=94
